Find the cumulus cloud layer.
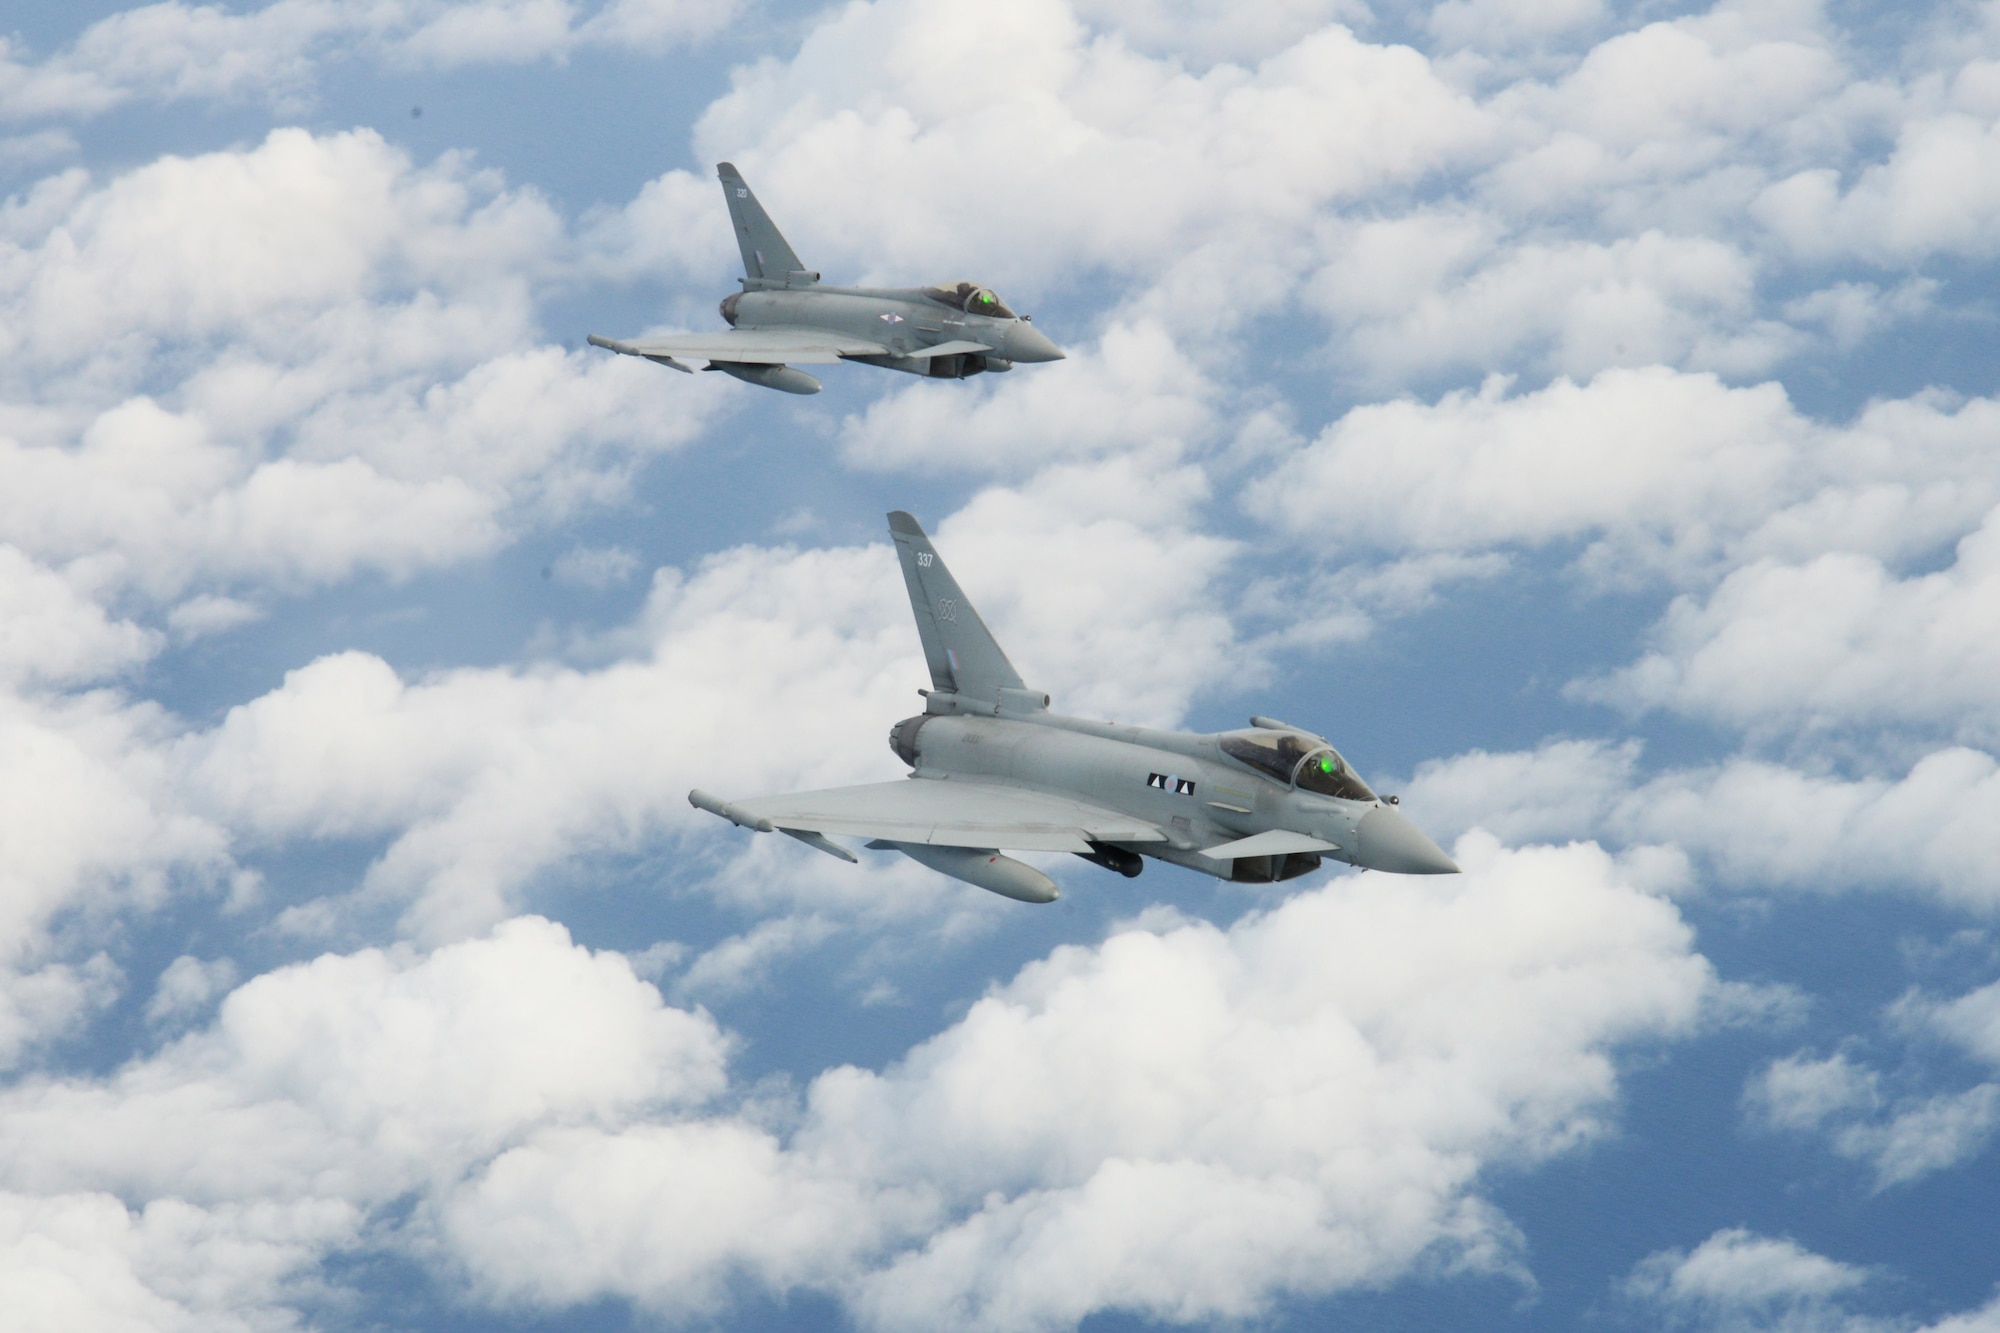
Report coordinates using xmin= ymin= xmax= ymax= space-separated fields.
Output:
xmin=0 ymin=844 xmax=1715 ymax=1330
xmin=0 ymin=0 xmax=738 ymax=123
xmin=1 ymin=126 xmax=720 ymax=608
xmin=1403 ymin=739 xmax=2000 ymax=912
xmin=1626 ymin=1227 xmax=2000 ymax=1332
xmin=6 ymin=0 xmax=2000 ymax=1328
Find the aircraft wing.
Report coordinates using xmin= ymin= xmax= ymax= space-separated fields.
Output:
xmin=589 ymin=328 xmax=890 ymax=366
xmin=727 ymin=778 xmax=1166 ymax=853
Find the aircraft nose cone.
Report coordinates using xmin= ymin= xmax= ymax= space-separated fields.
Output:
xmin=1007 ymin=322 xmax=1065 ymax=363
xmin=1354 ymin=806 xmax=1460 ymax=875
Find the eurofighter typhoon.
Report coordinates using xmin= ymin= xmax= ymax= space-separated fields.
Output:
xmin=689 ymin=513 xmax=1459 ymax=903
xmin=588 ymin=163 xmax=1065 ymax=395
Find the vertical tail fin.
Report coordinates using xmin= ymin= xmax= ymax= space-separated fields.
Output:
xmin=887 ymin=512 xmax=1029 ymax=703
xmin=716 ymin=162 xmax=814 ymax=286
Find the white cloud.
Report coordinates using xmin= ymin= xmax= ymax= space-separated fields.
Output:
xmin=144 ymin=955 xmax=241 ymax=1029
xmin=1756 ymin=111 xmax=2000 ymax=263
xmin=1245 ymin=369 xmax=2000 ymax=728
xmin=394 ymin=0 xmax=585 ymax=68
xmin=1430 ymin=0 xmax=1605 ymax=52
xmin=175 ymin=535 xmax=920 ymax=940
xmin=0 ymin=842 xmax=1716 ymax=1329
xmin=1745 ymin=1052 xmax=1880 ymax=1132
xmin=577 ymin=0 xmax=740 ymax=54
xmin=837 ymin=322 xmax=1217 ymax=475
xmin=11 ymin=1 xmax=2000 ymax=1325
xmin=1252 ymin=367 xmax=2000 ymax=579
xmin=1246 ymin=367 xmax=1804 ymax=581
xmin=0 ymin=1190 xmax=360 ymax=1333
xmin=1583 ymin=508 xmax=2000 ymax=745
xmin=1403 ymin=740 xmax=2000 ymax=912
xmin=551 ymin=0 xmax=1986 ymax=398
xmin=1310 ymin=227 xmax=1798 ymax=384
xmin=0 ymin=128 xmax=723 ymax=605
xmin=0 ymin=917 xmax=726 ymax=1204
xmin=443 ymin=839 xmax=1712 ymax=1329
xmin=1629 ymin=1228 xmax=2000 ymax=1332
xmin=1745 ymin=1045 xmax=2000 ymax=1190
xmin=165 ymin=594 xmax=263 ymax=641
xmin=0 ymin=546 xmax=157 ymax=686
xmin=0 ymin=918 xmax=718 ymax=1327
xmin=687 ymin=0 xmax=1490 ymax=294
xmin=152 ymin=460 xmax=1253 ymax=942
xmin=550 ymin=544 xmax=641 ymax=589
xmin=1835 ymin=1086 xmax=2000 ymax=1189
xmin=0 ymin=1 xmax=740 ymax=123
xmin=1742 ymin=974 xmax=2000 ymax=1191
xmin=1741 ymin=1049 xmax=1995 ymax=1187
xmin=675 ymin=915 xmax=839 ymax=1000
xmin=1070 ymin=0 xmax=1364 ymax=66
xmin=1908 ymin=974 xmax=2000 ymax=1068
xmin=1624 ymin=1227 xmax=1874 ymax=1328
xmin=0 ymin=688 xmax=227 ymax=1065
xmin=924 ymin=461 xmax=1244 ymax=724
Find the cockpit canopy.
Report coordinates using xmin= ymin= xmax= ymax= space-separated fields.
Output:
xmin=1218 ymin=729 xmax=1377 ymax=803
xmin=922 ymin=280 xmax=1016 ymax=319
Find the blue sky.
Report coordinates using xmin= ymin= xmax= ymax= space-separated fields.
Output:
xmin=4 ymin=1 xmax=2000 ymax=1330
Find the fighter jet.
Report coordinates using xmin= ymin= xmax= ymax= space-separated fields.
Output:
xmin=588 ymin=163 xmax=1065 ymax=395
xmin=688 ymin=512 xmax=1459 ymax=903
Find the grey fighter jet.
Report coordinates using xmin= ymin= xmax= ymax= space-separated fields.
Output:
xmin=689 ymin=512 xmax=1458 ymax=903
xmin=588 ymin=163 xmax=1065 ymax=395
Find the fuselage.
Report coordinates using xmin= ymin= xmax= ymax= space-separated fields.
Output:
xmin=889 ymin=706 xmax=1455 ymax=882
xmin=722 ymin=285 xmax=1065 ymax=379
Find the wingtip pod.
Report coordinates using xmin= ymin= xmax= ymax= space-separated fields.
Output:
xmin=688 ymin=789 xmax=774 ymax=833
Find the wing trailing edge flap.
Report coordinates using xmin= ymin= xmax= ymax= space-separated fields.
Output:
xmin=734 ymin=780 xmax=1165 ymax=855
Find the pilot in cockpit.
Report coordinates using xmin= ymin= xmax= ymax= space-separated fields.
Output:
xmin=923 ymin=281 xmax=1017 ymax=319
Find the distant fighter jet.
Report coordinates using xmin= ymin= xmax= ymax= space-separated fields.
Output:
xmin=689 ymin=512 xmax=1459 ymax=903
xmin=589 ymin=163 xmax=1065 ymax=395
